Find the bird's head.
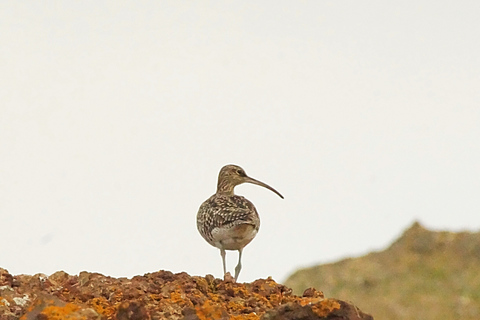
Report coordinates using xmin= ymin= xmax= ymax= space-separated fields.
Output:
xmin=217 ymin=164 xmax=284 ymax=198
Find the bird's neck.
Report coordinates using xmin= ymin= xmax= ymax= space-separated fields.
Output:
xmin=216 ymin=180 xmax=236 ymax=196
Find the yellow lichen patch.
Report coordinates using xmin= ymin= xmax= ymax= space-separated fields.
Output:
xmin=227 ymin=299 xmax=245 ymax=313
xmin=88 ymin=297 xmax=116 ymax=318
xmin=148 ymin=293 xmax=163 ymax=301
xmin=232 ymin=286 xmax=250 ymax=298
xmin=19 ymin=296 xmax=60 ymax=320
xmin=207 ymin=293 xmax=224 ymax=303
xmin=195 ymin=299 xmax=227 ymax=320
xmin=251 ymin=293 xmax=272 ymax=309
xmin=299 ymin=297 xmax=324 ymax=306
xmin=39 ymin=303 xmax=84 ymax=320
xmin=169 ymin=290 xmax=193 ymax=308
xmin=170 ymin=290 xmax=184 ymax=303
xmin=311 ymin=298 xmax=341 ymax=317
xmin=229 ymin=313 xmax=260 ymax=320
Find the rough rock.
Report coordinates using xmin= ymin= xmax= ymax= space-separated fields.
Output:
xmin=0 ymin=268 xmax=373 ymax=319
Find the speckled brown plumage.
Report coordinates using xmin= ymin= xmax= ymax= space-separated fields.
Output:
xmin=196 ymin=164 xmax=283 ymax=281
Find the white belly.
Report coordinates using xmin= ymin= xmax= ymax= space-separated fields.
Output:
xmin=212 ymin=223 xmax=258 ymax=251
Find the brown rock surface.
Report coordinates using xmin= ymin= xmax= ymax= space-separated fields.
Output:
xmin=0 ymin=268 xmax=373 ymax=320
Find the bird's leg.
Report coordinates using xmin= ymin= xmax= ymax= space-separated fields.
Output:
xmin=220 ymin=248 xmax=227 ymax=276
xmin=234 ymin=248 xmax=243 ymax=281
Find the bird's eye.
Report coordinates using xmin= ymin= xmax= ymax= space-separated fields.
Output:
xmin=237 ymin=169 xmax=245 ymax=176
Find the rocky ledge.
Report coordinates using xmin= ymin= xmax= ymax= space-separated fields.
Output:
xmin=0 ymin=268 xmax=372 ymax=320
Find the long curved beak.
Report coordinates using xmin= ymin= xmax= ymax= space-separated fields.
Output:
xmin=245 ymin=176 xmax=284 ymax=199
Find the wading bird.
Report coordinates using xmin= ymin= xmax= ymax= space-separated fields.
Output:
xmin=197 ymin=164 xmax=283 ymax=281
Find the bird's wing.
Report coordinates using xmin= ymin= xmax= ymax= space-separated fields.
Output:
xmin=197 ymin=195 xmax=258 ymax=241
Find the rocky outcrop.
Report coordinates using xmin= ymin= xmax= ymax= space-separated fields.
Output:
xmin=0 ymin=268 xmax=372 ymax=319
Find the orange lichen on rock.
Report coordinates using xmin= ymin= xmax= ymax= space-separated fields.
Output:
xmin=229 ymin=313 xmax=260 ymax=320
xmin=311 ymin=298 xmax=341 ymax=316
xmin=195 ymin=299 xmax=228 ymax=320
xmin=39 ymin=303 xmax=82 ymax=320
xmin=88 ymin=297 xmax=116 ymax=318
xmin=227 ymin=298 xmax=245 ymax=313
xmin=170 ymin=289 xmax=190 ymax=306
xmin=1 ymin=268 xmax=373 ymax=320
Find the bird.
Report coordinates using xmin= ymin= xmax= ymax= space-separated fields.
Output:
xmin=196 ymin=164 xmax=283 ymax=281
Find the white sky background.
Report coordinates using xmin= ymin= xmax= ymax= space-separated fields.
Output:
xmin=1 ymin=1 xmax=479 ymax=283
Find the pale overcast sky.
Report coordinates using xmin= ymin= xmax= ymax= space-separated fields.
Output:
xmin=1 ymin=1 xmax=479 ymax=283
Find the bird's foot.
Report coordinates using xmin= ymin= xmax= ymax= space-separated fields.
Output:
xmin=223 ymin=272 xmax=235 ymax=283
